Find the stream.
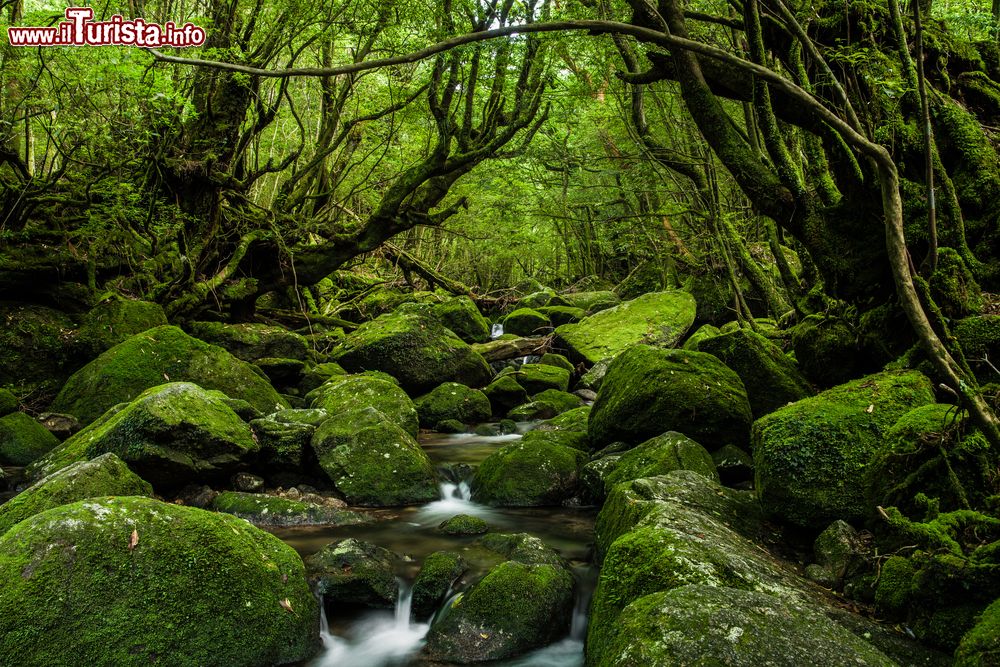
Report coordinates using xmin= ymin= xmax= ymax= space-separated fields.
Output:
xmin=269 ymin=426 xmax=598 ymax=667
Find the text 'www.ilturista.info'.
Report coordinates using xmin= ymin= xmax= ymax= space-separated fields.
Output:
xmin=7 ymin=7 xmax=205 ymax=47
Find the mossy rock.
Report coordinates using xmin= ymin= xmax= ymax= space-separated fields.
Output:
xmin=527 ymin=406 xmax=591 ymax=451
xmin=682 ymin=274 xmax=733 ymax=326
xmin=50 ymin=325 xmax=287 ymax=425
xmin=254 ymin=358 xmax=306 ymax=388
xmin=502 ymin=308 xmax=552 ymax=337
xmin=0 ymin=496 xmax=318 ymax=666
xmin=589 ymin=345 xmax=752 ymax=451
xmin=681 ymin=323 xmax=722 ymax=351
xmin=576 ymin=357 xmax=612 ymax=391
xmin=592 ymin=432 xmax=719 ymax=500
xmin=31 ymin=382 xmax=258 ymax=489
xmin=297 ymin=362 xmax=348 ymax=395
xmin=558 ymin=290 xmax=621 ymax=313
xmin=481 ymin=375 xmax=529 ymax=417
xmin=954 ymin=315 xmax=1000 ymax=384
xmin=712 ymin=444 xmax=754 ymax=487
xmin=791 ymin=315 xmax=870 ymax=387
xmin=438 ymin=513 xmax=490 ymax=535
xmin=0 ymin=388 xmax=17 ymax=417
xmin=753 ymin=370 xmax=935 ymax=529
xmin=306 ymin=538 xmax=398 ymax=609
xmin=433 ymin=296 xmax=491 ymax=344
xmin=0 ymin=411 xmax=60 ymax=465
xmin=250 ymin=418 xmax=314 ymax=471
xmin=413 ymin=551 xmax=467 ymax=620
xmin=309 ymin=374 xmax=418 ymax=437
xmin=73 ymin=298 xmax=167 ymax=359
xmin=929 ymin=247 xmax=983 ymax=318
xmin=310 ymin=407 xmax=438 ymax=506
xmin=598 ymin=585 xmax=895 ymax=667
xmin=330 ymin=310 xmax=492 ymax=394
xmin=210 ymin=491 xmax=367 ymax=528
xmin=875 ymin=555 xmax=915 ymax=616
xmin=615 ymin=260 xmax=670 ymax=300
xmin=506 ymin=389 xmax=582 ymax=420
xmin=554 ymin=290 xmax=697 ymax=365
xmin=0 ymin=453 xmax=152 ymax=536
xmin=414 ymin=382 xmax=492 ymax=429
xmin=423 ymin=559 xmax=574 ymax=662
xmin=515 ymin=290 xmax=557 ymax=310
xmin=539 ymin=352 xmax=575 ymax=373
xmin=471 ymin=436 xmax=586 ymax=507
xmin=0 ymin=302 xmax=79 ymax=398
xmin=699 ymin=328 xmax=814 ymax=418
xmin=187 ymin=321 xmax=310 ymax=362
xmin=477 ymin=532 xmax=568 ymax=567
xmin=497 ymin=363 xmax=570 ymax=395
xmin=955 ymin=596 xmax=1000 ymax=666
xmin=535 ymin=306 xmax=586 ymax=326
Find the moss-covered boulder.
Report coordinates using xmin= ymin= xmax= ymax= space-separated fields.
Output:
xmin=753 ymin=370 xmax=935 ymax=529
xmin=515 ymin=290 xmax=557 ymax=310
xmin=712 ymin=444 xmax=754 ymax=486
xmin=413 ymin=551 xmax=467 ymax=620
xmin=699 ymin=329 xmax=814 ymax=418
xmin=481 ymin=375 xmax=529 ymax=417
xmin=31 ymin=382 xmax=258 ymax=488
xmin=250 ymin=418 xmax=314 ymax=472
xmin=306 ymin=538 xmax=398 ymax=609
xmin=955 ymin=597 xmax=1000 ymax=666
xmin=559 ymin=290 xmax=621 ymax=313
xmin=331 ymin=310 xmax=493 ymax=393
xmin=681 ymin=323 xmax=722 ymax=351
xmin=535 ymin=305 xmax=586 ymax=326
xmin=210 ymin=491 xmax=367 ymax=527
xmin=497 ymin=363 xmax=570 ymax=395
xmin=576 ymin=357 xmax=611 ymax=391
xmin=502 ymin=308 xmax=552 ymax=337
xmin=0 ymin=496 xmax=318 ymax=666
xmin=310 ymin=407 xmax=437 ymax=506
xmin=471 ymin=435 xmax=586 ymax=506
xmin=415 ymin=383 xmax=492 ymax=429
xmin=791 ymin=315 xmax=869 ymax=387
xmin=929 ymin=247 xmax=983 ymax=319
xmin=527 ymin=406 xmax=591 ymax=451
xmin=432 ymin=295 xmax=491 ymax=344
xmin=188 ymin=321 xmax=310 ymax=362
xmin=0 ymin=411 xmax=60 ymax=465
xmin=954 ymin=315 xmax=1000 ymax=384
xmin=539 ymin=352 xmax=575 ymax=373
xmin=309 ymin=374 xmax=418 ymax=437
xmin=506 ymin=389 xmax=582 ymax=420
xmin=73 ymin=298 xmax=167 ymax=358
xmin=50 ymin=325 xmax=287 ymax=425
xmin=600 ymin=585 xmax=894 ymax=667
xmin=423 ymin=559 xmax=574 ymax=662
xmin=0 ymin=303 xmax=78 ymax=397
xmin=0 ymin=453 xmax=152 ymax=535
xmin=0 ymin=388 xmax=17 ymax=416
xmin=589 ymin=345 xmax=752 ymax=451
xmin=554 ymin=290 xmax=696 ymax=364
xmin=590 ymin=432 xmax=719 ymax=500
xmin=439 ymin=514 xmax=490 ymax=535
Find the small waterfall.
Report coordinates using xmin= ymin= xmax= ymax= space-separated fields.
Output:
xmin=395 ymin=580 xmax=414 ymax=629
xmin=439 ymin=479 xmax=472 ymax=502
xmin=490 ymin=323 xmax=504 ymax=339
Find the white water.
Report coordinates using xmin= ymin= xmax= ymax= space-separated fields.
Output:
xmin=413 ymin=479 xmax=501 ymax=525
xmin=314 ymin=581 xmax=429 ymax=667
xmin=491 ymin=322 xmax=504 ymax=339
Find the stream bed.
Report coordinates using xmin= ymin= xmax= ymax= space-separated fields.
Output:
xmin=269 ymin=426 xmax=598 ymax=667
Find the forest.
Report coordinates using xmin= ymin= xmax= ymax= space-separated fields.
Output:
xmin=1 ymin=0 xmax=999 ymax=664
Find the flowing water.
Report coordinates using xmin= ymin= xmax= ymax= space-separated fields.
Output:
xmin=490 ymin=323 xmax=505 ymax=339
xmin=271 ymin=425 xmax=596 ymax=667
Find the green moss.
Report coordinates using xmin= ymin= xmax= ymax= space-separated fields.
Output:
xmin=306 ymin=538 xmax=398 ymax=609
xmin=502 ymin=308 xmax=552 ymax=337
xmin=753 ymin=370 xmax=935 ymax=528
xmin=414 ymin=383 xmax=492 ymax=429
xmin=507 ymin=389 xmax=582 ymax=420
xmin=432 ymin=296 xmax=490 ymax=344
xmin=50 ymin=325 xmax=287 ymax=425
xmin=438 ymin=514 xmax=490 ymax=535
xmin=0 ymin=303 xmax=79 ymax=399
xmin=310 ymin=407 xmax=438 ymax=506
xmin=250 ymin=418 xmax=313 ymax=470
xmin=0 ymin=453 xmax=152 ymax=536
xmin=412 ymin=551 xmax=467 ymax=619
xmin=424 ymin=560 xmax=574 ymax=663
xmin=929 ymin=248 xmax=983 ymax=318
xmin=330 ymin=310 xmax=492 ymax=393
xmin=31 ymin=382 xmax=257 ymax=488
xmin=481 ymin=375 xmax=529 ymax=417
xmin=477 ymin=532 xmax=567 ymax=566
xmin=874 ymin=555 xmax=915 ymax=615
xmin=527 ymin=406 xmax=591 ymax=451
xmin=954 ymin=315 xmax=1000 ymax=384
xmin=187 ymin=321 xmax=310 ymax=362
xmin=0 ymin=496 xmax=319 ymax=666
xmin=535 ymin=306 xmax=586 ymax=326
xmin=791 ymin=315 xmax=869 ymax=387
xmin=73 ymin=298 xmax=167 ymax=358
xmin=0 ymin=388 xmax=17 ymax=416
xmin=0 ymin=412 xmax=60 ymax=466
xmin=681 ymin=323 xmax=721 ymax=351
xmin=297 ymin=361 xmax=347 ymax=394
xmin=589 ymin=345 xmax=752 ymax=451
xmin=554 ymin=290 xmax=697 ymax=365
xmin=471 ymin=437 xmax=586 ymax=507
xmin=599 ymin=431 xmax=719 ymax=495
xmin=538 ymin=352 xmax=575 ymax=373
xmin=210 ymin=491 xmax=367 ymax=527
xmin=704 ymin=329 xmax=813 ymax=418
xmin=309 ymin=374 xmax=418 ymax=437
xmin=515 ymin=290 xmax=556 ymax=309
xmin=559 ymin=291 xmax=621 ymax=313
xmin=498 ymin=363 xmax=570 ymax=395
xmin=956 ymin=597 xmax=1000 ymax=666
